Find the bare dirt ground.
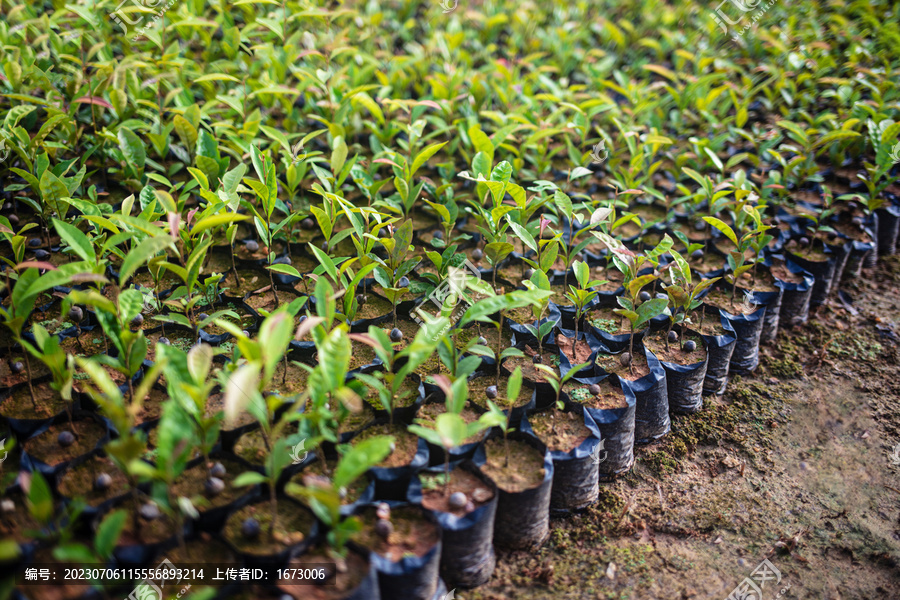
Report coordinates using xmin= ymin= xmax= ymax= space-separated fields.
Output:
xmin=470 ymin=256 xmax=900 ymax=600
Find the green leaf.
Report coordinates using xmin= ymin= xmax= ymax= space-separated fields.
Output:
xmin=94 ymin=510 xmax=127 ymax=558
xmin=506 ymin=366 xmax=523 ymax=404
xmin=191 ymin=213 xmax=249 ymax=235
xmin=553 ymin=190 xmax=573 ymax=220
xmin=469 ymin=126 xmax=494 ymax=164
xmin=173 ymin=115 xmax=198 ymax=154
xmin=39 ymin=169 xmax=68 ymax=205
xmin=634 ymin=297 xmax=669 ymax=329
xmin=472 ymin=152 xmax=491 ymax=178
xmin=119 ymin=236 xmax=173 ymax=286
xmin=233 ymin=471 xmax=267 ymax=487
xmin=267 ymin=263 xmax=301 ymax=277
xmin=26 ymin=471 xmax=54 ymax=525
xmin=117 ymin=128 xmax=146 ymax=173
xmin=411 ymin=141 xmax=447 ymax=178
xmin=702 ymin=216 xmax=738 ymax=246
xmin=52 ymin=218 xmax=93 ymax=262
xmin=334 ymin=435 xmax=394 ymax=490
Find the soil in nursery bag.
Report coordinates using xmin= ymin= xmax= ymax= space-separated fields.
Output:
xmin=244 ymin=288 xmax=306 ymax=313
xmin=0 ymin=356 xmax=50 ymax=390
xmin=555 ymin=331 xmax=595 ymax=365
xmin=875 ymin=205 xmax=900 ymax=256
xmin=117 ymin=507 xmax=181 ymax=549
xmin=703 ymin=289 xmax=766 ymax=375
xmin=223 ymin=500 xmax=315 ymax=559
xmin=467 ymin=372 xmax=534 ymax=415
xmin=785 ymin=240 xmax=835 ymax=307
xmin=771 ymin=258 xmax=814 ymax=328
xmin=57 ymin=454 xmax=130 ymax=507
xmin=279 ymin=545 xmax=376 ymax=600
xmin=355 ymin=423 xmax=428 ymax=500
xmin=644 ymin=330 xmax=708 ymax=414
xmin=566 ymin=376 xmax=635 ymax=479
xmin=0 ymin=488 xmax=44 ymax=544
xmin=353 ymin=505 xmax=441 ymax=600
xmin=695 ymin=313 xmax=737 ymax=396
xmin=477 ymin=435 xmax=552 ymax=550
xmin=352 ymin=292 xmax=397 ymax=322
xmin=595 ymin=348 xmax=651 ymax=380
xmin=171 ymin=456 xmax=254 ymax=529
xmin=527 ymin=407 xmax=600 ymax=513
xmin=591 ymin=346 xmax=668 ymax=444
xmin=233 ymin=427 xmax=283 ymax=465
xmin=454 ymin=324 xmax=514 ymax=357
xmin=22 ymin=417 xmax=107 ymax=471
xmin=737 ymin=269 xmax=784 ymax=344
xmin=144 ymin=326 xmax=199 ymax=356
xmin=417 ymin=465 xmax=498 ymax=588
xmin=265 ymin=360 xmax=311 ymax=396
xmin=0 ymin=381 xmax=69 ymax=423
xmin=355 ymin=424 xmax=421 ymax=468
xmin=502 ymin=345 xmax=560 ymax=384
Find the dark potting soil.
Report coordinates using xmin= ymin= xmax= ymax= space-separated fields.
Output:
xmin=1 ymin=382 xmax=67 ymax=418
xmin=372 ymin=319 xmax=424 ymax=352
xmin=244 ymin=289 xmax=304 ymax=312
xmin=738 ymin=269 xmax=779 ymax=292
xmin=57 ymin=455 xmax=129 ymax=504
xmin=25 ymin=420 xmax=105 ymax=466
xmin=587 ymin=306 xmax=631 ymax=335
xmin=354 ymin=424 xmax=419 ymax=468
xmin=354 ymin=292 xmax=397 ymax=321
xmin=770 ymin=260 xmax=805 ymax=284
xmin=644 ymin=331 xmax=706 ymax=366
xmin=565 ymin=378 xmax=628 ymax=409
xmin=171 ymin=457 xmax=247 ymax=509
xmin=119 ymin=511 xmax=180 ymax=545
xmin=421 ymin=468 xmax=494 ymax=516
xmin=480 ymin=437 xmax=545 ymax=492
xmin=268 ymin=361 xmax=312 ymax=396
xmin=206 ymin=393 xmax=256 ymax=428
xmin=280 ymin=547 xmax=370 ymax=600
xmin=0 ymin=356 xmax=50 ymax=388
xmin=786 ymin=241 xmax=829 ymax=262
xmin=454 ymin=325 xmax=514 ymax=353
xmin=468 ymin=375 xmax=532 ymax=411
xmin=0 ymin=491 xmax=41 ymax=543
xmin=528 ymin=409 xmax=591 ymax=453
xmin=694 ymin=311 xmax=728 ymax=337
xmin=555 ymin=332 xmax=594 ymax=364
xmin=336 ymin=409 xmax=373 ymax=436
xmin=704 ymin=289 xmax=758 ymax=316
xmin=233 ymin=428 xmax=278 ymax=464
xmin=353 ymin=505 xmax=440 ymax=561
xmin=224 ymin=501 xmax=313 ymax=554
xmin=349 ymin=340 xmax=377 ymax=370
xmin=595 ymin=351 xmax=651 ymax=380
xmin=502 ymin=351 xmax=559 ymax=383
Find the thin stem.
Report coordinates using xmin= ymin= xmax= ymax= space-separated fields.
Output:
xmin=443 ymin=452 xmax=451 ymax=499
xmin=22 ymin=350 xmax=39 ymax=413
